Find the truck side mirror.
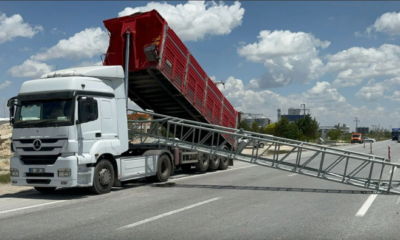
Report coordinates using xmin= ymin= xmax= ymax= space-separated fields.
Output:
xmin=9 ymin=104 xmax=15 ymax=125
xmin=7 ymin=98 xmax=14 ymax=107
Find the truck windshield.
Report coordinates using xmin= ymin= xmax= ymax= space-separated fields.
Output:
xmin=14 ymin=99 xmax=74 ymax=127
xmin=352 ymin=135 xmax=360 ymax=138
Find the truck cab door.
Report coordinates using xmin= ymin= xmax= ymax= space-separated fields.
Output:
xmin=76 ymin=96 xmax=102 ymax=164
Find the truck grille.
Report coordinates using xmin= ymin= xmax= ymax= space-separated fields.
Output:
xmin=20 ymin=155 xmax=60 ymax=165
xmin=17 ymin=139 xmax=60 ymax=144
xmin=21 ymin=147 xmax=55 ymax=152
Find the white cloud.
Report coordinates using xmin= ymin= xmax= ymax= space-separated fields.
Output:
xmin=325 ymin=44 xmax=400 ymax=88
xmin=237 ymin=30 xmax=330 ymax=88
xmin=0 ymin=12 xmax=43 ymax=44
xmin=218 ymin=75 xmax=398 ymax=129
xmin=355 ymin=77 xmax=400 ymax=101
xmin=0 ymin=80 xmax=11 ymax=91
xmin=51 ymin=27 xmax=66 ymax=35
xmin=8 ymin=59 xmax=53 ymax=78
xmin=32 ymin=27 xmax=109 ymax=61
xmin=355 ymin=79 xmax=385 ymax=102
xmin=365 ymin=12 xmax=400 ymax=36
xmin=72 ymin=60 xmax=103 ymax=68
xmin=19 ymin=46 xmax=31 ymax=52
xmin=385 ymin=91 xmax=400 ymax=102
xmin=118 ymin=1 xmax=244 ymax=41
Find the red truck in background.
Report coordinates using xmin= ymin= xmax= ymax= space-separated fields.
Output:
xmin=102 ymin=10 xmax=240 ymax=146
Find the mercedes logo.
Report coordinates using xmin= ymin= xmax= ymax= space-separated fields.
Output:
xmin=33 ymin=139 xmax=42 ymax=151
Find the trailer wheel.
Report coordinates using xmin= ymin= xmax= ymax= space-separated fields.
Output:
xmin=218 ymin=155 xmax=229 ymax=170
xmin=218 ymin=145 xmax=230 ymax=170
xmin=155 ymin=154 xmax=172 ymax=182
xmin=195 ymin=152 xmax=209 ymax=172
xmin=34 ymin=187 xmax=56 ymax=193
xmin=208 ymin=153 xmax=220 ymax=171
xmin=90 ymin=159 xmax=115 ymax=194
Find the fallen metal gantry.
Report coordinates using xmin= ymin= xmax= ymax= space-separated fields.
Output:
xmin=128 ymin=109 xmax=400 ymax=194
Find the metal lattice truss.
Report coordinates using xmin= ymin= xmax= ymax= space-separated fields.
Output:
xmin=127 ymin=109 xmax=400 ymax=194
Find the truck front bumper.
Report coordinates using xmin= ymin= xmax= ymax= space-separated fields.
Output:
xmin=10 ymin=155 xmax=78 ymax=188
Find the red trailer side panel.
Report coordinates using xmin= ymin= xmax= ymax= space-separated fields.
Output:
xmin=103 ymin=9 xmax=239 ymax=135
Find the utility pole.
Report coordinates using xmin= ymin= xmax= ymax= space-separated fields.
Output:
xmin=300 ymin=104 xmax=309 ymax=119
xmin=354 ymin=117 xmax=360 ymax=132
xmin=371 ymin=125 xmax=376 ymax=134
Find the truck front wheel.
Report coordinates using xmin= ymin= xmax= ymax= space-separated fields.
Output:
xmin=155 ymin=154 xmax=172 ymax=182
xmin=90 ymin=159 xmax=115 ymax=194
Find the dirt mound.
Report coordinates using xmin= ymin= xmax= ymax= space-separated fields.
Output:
xmin=0 ymin=123 xmax=12 ymax=172
xmin=0 ymin=123 xmax=12 ymax=137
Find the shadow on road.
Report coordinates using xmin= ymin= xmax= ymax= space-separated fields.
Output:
xmin=169 ymin=183 xmax=386 ymax=195
xmin=0 ymin=169 xmax=202 ymax=200
xmin=0 ymin=180 xmax=153 ymax=200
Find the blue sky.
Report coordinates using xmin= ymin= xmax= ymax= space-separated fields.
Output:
xmin=1 ymin=1 xmax=400 ymax=131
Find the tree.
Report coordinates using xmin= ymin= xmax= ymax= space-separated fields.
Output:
xmin=264 ymin=123 xmax=276 ymax=135
xmin=284 ymin=122 xmax=302 ymax=140
xmin=295 ymin=114 xmax=319 ymax=142
xmin=275 ymin=117 xmax=290 ymax=138
xmin=250 ymin=121 xmax=260 ymax=133
xmin=328 ymin=129 xmax=341 ymax=140
xmin=238 ymin=120 xmax=250 ymax=131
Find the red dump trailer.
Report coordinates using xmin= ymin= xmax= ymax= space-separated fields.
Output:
xmin=103 ymin=10 xmax=240 ymax=146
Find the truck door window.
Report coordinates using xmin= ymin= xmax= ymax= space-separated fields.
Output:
xmin=78 ymin=97 xmax=98 ymax=123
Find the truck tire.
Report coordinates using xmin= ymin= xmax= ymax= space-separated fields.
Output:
xmin=154 ymin=154 xmax=172 ymax=182
xmin=259 ymin=143 xmax=264 ymax=148
xmin=218 ymin=155 xmax=229 ymax=170
xmin=34 ymin=187 xmax=56 ymax=193
xmin=90 ymin=159 xmax=115 ymax=194
xmin=195 ymin=152 xmax=209 ymax=172
xmin=208 ymin=154 xmax=220 ymax=171
xmin=218 ymin=145 xmax=230 ymax=170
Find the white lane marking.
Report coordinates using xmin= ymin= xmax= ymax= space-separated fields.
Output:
xmin=171 ymin=165 xmax=256 ymax=181
xmin=288 ymin=173 xmax=297 ymax=177
xmin=117 ymin=197 xmax=221 ymax=230
xmin=0 ymin=200 xmax=66 ymax=215
xmin=355 ymin=194 xmax=378 ymax=217
xmin=396 ymin=196 xmax=400 ymax=205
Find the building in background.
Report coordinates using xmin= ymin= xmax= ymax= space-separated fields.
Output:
xmin=318 ymin=123 xmax=350 ymax=138
xmin=240 ymin=112 xmax=271 ymax=128
xmin=278 ymin=108 xmax=304 ymax=123
xmin=356 ymin=127 xmax=369 ymax=135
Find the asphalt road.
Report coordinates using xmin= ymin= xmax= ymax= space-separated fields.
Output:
xmin=1 ymin=140 xmax=400 ymax=240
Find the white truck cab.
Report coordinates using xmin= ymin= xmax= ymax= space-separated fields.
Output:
xmin=7 ymin=65 xmax=173 ymax=194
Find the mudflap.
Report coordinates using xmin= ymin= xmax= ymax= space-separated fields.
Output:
xmin=229 ymin=159 xmax=234 ymax=166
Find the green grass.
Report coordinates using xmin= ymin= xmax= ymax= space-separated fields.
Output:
xmin=0 ymin=172 xmax=10 ymax=184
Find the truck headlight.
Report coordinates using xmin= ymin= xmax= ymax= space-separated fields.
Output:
xmin=10 ymin=168 xmax=19 ymax=177
xmin=58 ymin=168 xmax=71 ymax=177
